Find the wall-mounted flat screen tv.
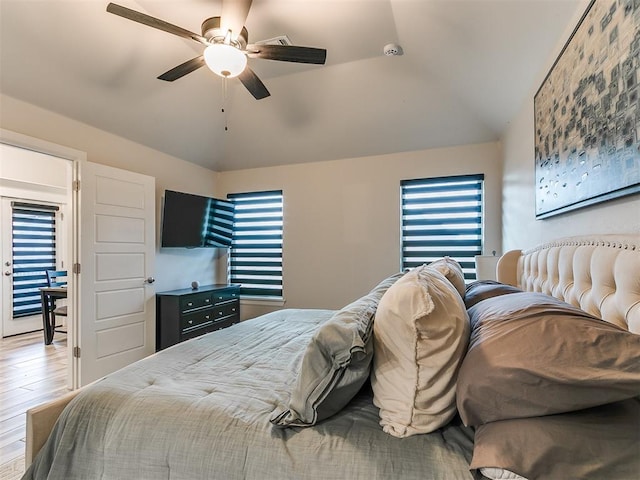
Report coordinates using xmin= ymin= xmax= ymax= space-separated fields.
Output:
xmin=161 ymin=190 xmax=235 ymax=248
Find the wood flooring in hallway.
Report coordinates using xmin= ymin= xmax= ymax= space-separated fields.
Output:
xmin=0 ymin=331 xmax=68 ymax=480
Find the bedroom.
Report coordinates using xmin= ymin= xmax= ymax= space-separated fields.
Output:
xmin=1 ymin=0 xmax=639 ymax=479
xmin=0 ymin=0 xmax=636 ymax=313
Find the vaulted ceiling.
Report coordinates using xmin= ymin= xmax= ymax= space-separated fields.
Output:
xmin=0 ymin=0 xmax=582 ymax=171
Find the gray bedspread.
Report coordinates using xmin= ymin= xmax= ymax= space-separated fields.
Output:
xmin=23 ymin=309 xmax=477 ymax=480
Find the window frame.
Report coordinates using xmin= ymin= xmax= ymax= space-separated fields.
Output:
xmin=227 ymin=190 xmax=284 ymax=301
xmin=400 ymin=174 xmax=484 ymax=281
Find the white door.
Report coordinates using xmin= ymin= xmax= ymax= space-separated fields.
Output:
xmin=74 ymin=161 xmax=156 ymax=387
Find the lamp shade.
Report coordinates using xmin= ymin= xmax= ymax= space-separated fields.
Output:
xmin=204 ymin=44 xmax=247 ymax=78
xmin=474 ymin=255 xmax=500 ymax=281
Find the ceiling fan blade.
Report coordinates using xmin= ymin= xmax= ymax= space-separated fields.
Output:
xmin=238 ymin=67 xmax=270 ymax=100
xmin=158 ymin=56 xmax=206 ymax=82
xmin=220 ymin=0 xmax=253 ymax=42
xmin=246 ymin=44 xmax=327 ymax=65
xmin=106 ymin=3 xmax=208 ymax=45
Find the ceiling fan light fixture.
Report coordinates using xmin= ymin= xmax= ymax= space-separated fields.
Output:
xmin=204 ymin=43 xmax=247 ymax=78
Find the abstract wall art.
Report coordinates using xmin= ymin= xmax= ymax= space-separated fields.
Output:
xmin=534 ymin=0 xmax=639 ymax=219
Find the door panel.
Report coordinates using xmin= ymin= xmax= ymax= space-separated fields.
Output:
xmin=96 ymin=215 xmax=146 ymax=243
xmin=75 ymin=161 xmax=155 ymax=387
xmin=96 ymin=288 xmax=145 ymax=320
xmin=96 ymin=322 xmax=145 ymax=358
xmin=95 ymin=253 xmax=145 ymax=280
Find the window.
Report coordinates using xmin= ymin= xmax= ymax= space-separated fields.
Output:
xmin=227 ymin=190 xmax=283 ymax=298
xmin=11 ymin=203 xmax=59 ymax=318
xmin=401 ymin=174 xmax=484 ymax=281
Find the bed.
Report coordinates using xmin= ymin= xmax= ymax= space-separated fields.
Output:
xmin=22 ymin=234 xmax=640 ymax=480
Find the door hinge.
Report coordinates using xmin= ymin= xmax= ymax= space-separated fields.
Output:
xmin=73 ymin=346 xmax=81 ymax=358
xmin=73 ymin=180 xmax=80 ymax=191
xmin=73 ymin=263 xmax=81 ymax=274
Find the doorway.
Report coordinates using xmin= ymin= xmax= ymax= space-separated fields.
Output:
xmin=0 ymin=131 xmax=75 ymax=388
xmin=2 ymin=129 xmax=157 ymax=390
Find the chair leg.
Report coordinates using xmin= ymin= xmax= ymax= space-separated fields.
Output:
xmin=40 ymin=290 xmax=56 ymax=345
xmin=44 ymin=310 xmax=54 ymax=345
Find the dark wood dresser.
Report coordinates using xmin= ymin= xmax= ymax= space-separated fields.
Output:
xmin=156 ymin=284 xmax=240 ymax=351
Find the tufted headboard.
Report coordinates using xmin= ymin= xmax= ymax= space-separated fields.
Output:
xmin=496 ymin=234 xmax=640 ymax=334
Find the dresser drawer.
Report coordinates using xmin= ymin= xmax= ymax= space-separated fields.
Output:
xmin=180 ymin=317 xmax=237 ymax=342
xmin=180 ymin=292 xmax=212 ymax=312
xmin=212 ymin=289 xmax=239 ymax=304
xmin=181 ymin=309 xmax=215 ymax=333
xmin=213 ymin=301 xmax=239 ymax=321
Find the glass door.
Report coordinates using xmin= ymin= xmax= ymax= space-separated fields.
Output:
xmin=1 ymin=199 xmax=60 ymax=337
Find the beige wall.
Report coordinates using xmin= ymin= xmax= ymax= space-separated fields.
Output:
xmin=0 ymin=94 xmax=221 ymax=293
xmin=219 ymin=142 xmax=502 ymax=319
xmin=501 ymin=0 xmax=640 ymax=252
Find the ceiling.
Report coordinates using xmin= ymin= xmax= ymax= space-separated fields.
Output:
xmin=0 ymin=0 xmax=582 ymax=171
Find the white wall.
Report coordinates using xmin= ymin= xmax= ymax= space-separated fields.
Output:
xmin=219 ymin=142 xmax=502 ymax=319
xmin=501 ymin=0 xmax=640 ymax=251
xmin=0 ymin=94 xmax=222 ymax=293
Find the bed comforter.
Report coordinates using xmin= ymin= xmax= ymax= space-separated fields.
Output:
xmin=23 ymin=309 xmax=477 ymax=480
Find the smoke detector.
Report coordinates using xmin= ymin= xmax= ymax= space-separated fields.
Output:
xmin=383 ymin=43 xmax=403 ymax=56
xmin=255 ymin=35 xmax=293 ymax=46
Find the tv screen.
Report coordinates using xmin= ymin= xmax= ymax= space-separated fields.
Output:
xmin=161 ymin=190 xmax=234 ymax=248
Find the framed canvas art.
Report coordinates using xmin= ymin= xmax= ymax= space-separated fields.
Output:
xmin=534 ymin=0 xmax=640 ymax=219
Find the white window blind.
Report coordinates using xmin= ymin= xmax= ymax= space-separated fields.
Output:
xmin=205 ymin=198 xmax=235 ymax=247
xmin=227 ymin=191 xmax=283 ymax=298
xmin=401 ymin=174 xmax=484 ymax=281
xmin=11 ymin=203 xmax=58 ymax=318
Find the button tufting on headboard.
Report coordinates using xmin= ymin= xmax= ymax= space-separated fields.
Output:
xmin=497 ymin=235 xmax=640 ymax=334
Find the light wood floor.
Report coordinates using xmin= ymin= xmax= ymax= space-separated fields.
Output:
xmin=0 ymin=331 xmax=68 ymax=480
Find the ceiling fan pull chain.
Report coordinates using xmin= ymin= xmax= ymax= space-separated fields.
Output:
xmin=222 ymin=77 xmax=229 ymax=132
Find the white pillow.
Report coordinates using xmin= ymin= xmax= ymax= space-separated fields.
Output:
xmin=428 ymin=257 xmax=466 ymax=298
xmin=480 ymin=468 xmax=528 ymax=480
xmin=371 ymin=264 xmax=470 ymax=437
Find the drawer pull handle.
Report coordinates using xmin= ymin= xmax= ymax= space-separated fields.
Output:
xmin=187 ymin=302 xmax=193 ymax=307
xmin=232 ymin=308 xmax=236 ymax=312
xmin=219 ymin=312 xmax=223 ymax=316
xmin=205 ymin=315 xmax=210 ymax=320
xmin=188 ymin=320 xmax=193 ymax=325
xmin=205 ymin=299 xmax=210 ymax=303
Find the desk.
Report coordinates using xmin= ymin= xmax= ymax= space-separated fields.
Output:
xmin=40 ymin=287 xmax=67 ymax=345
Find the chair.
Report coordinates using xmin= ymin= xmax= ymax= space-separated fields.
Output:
xmin=46 ymin=270 xmax=67 ymax=289
xmin=44 ymin=270 xmax=68 ymax=342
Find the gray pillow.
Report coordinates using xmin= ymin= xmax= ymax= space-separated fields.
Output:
xmin=457 ymin=292 xmax=640 ymax=426
xmin=270 ymin=271 xmax=405 ymax=427
xmin=471 ymin=398 xmax=640 ymax=480
xmin=463 ymin=280 xmax=522 ymax=309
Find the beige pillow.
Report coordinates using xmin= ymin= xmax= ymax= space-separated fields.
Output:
xmin=428 ymin=257 xmax=466 ymax=298
xmin=371 ymin=265 xmax=470 ymax=437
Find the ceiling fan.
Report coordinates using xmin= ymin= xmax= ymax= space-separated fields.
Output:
xmin=106 ymin=1 xmax=327 ymax=100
